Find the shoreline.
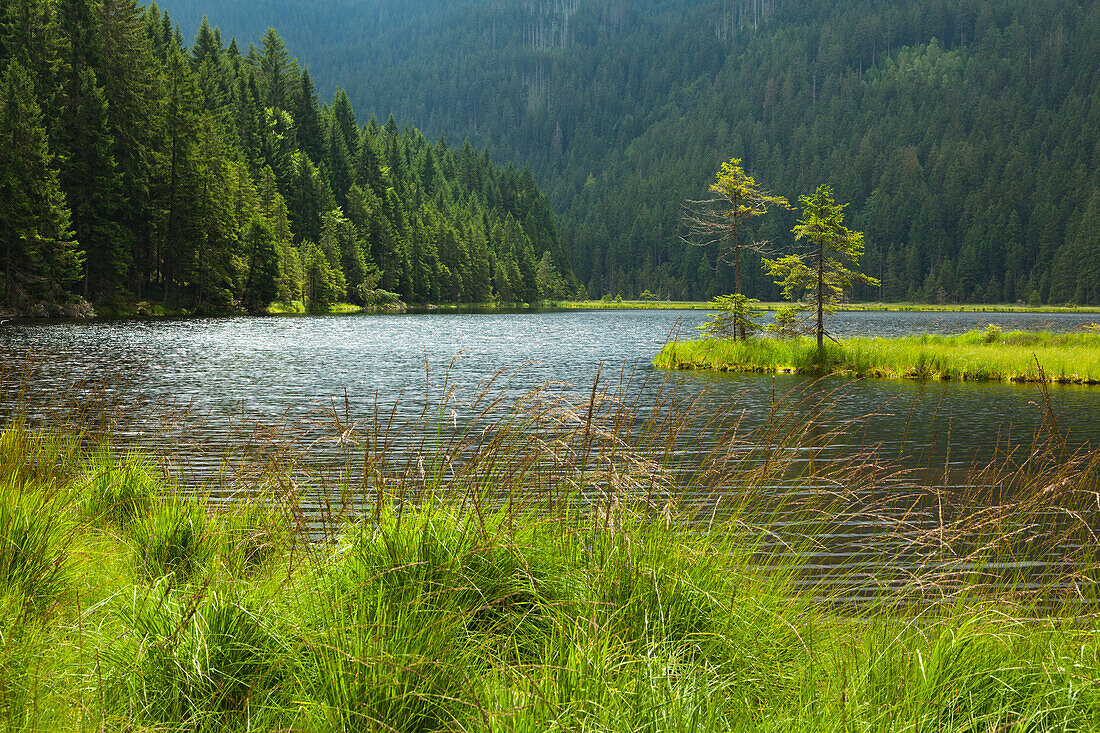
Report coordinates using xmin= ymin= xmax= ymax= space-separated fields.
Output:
xmin=4 ymin=299 xmax=1100 ymax=322
xmin=556 ymin=300 xmax=1100 ymax=313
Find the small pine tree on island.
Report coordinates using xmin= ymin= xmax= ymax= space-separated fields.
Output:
xmin=697 ymin=294 xmax=764 ymax=340
xmin=763 ymin=184 xmax=879 ymax=348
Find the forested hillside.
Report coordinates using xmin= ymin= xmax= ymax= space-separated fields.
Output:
xmin=0 ymin=0 xmax=576 ymax=316
xmin=156 ymin=0 xmax=1100 ymax=304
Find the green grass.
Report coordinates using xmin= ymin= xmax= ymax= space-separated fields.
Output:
xmin=558 ymin=300 xmax=1100 ymax=312
xmin=1 ymin=374 xmax=1099 ymax=731
xmin=265 ymin=300 xmax=375 ymax=314
xmin=75 ymin=448 xmax=158 ymax=527
xmin=129 ymin=495 xmax=216 ymax=583
xmin=554 ymin=298 xmax=716 ymax=309
xmin=656 ymin=327 xmax=1100 ymax=383
xmin=0 ymin=482 xmax=72 ymax=616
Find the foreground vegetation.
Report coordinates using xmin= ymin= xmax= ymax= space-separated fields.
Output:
xmin=657 ymin=327 xmax=1100 ymax=383
xmin=2 ymin=366 xmax=1100 ymax=730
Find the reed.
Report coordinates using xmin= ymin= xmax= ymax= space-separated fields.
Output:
xmin=0 ymin=367 xmax=1097 ymax=730
xmin=656 ymin=327 xmax=1100 ymax=383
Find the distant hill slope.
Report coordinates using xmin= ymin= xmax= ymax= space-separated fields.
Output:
xmin=155 ymin=0 xmax=1100 ymax=304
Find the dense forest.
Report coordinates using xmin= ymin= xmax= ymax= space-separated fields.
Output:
xmin=157 ymin=0 xmax=1100 ymax=304
xmin=0 ymin=0 xmax=577 ymax=316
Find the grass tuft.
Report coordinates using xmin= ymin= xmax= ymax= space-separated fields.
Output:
xmin=0 ymin=483 xmax=71 ymax=616
xmin=103 ymin=584 xmax=290 ymax=729
xmin=76 ymin=448 xmax=160 ymax=528
xmin=130 ymin=496 xmax=215 ymax=583
xmin=213 ymin=500 xmax=293 ymax=576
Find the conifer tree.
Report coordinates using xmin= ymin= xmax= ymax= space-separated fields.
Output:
xmin=302 ymin=240 xmax=342 ymax=310
xmin=0 ymin=62 xmax=82 ymax=308
xmin=682 ymin=158 xmax=789 ymax=337
xmin=188 ymin=125 xmax=238 ymax=312
xmin=96 ymin=0 xmax=159 ymax=295
xmin=330 ymin=89 xmax=358 ymax=159
xmin=0 ymin=0 xmax=69 ymax=133
xmin=159 ymin=50 xmax=204 ymax=300
xmin=325 ymin=115 xmax=355 ymax=207
xmin=61 ymin=67 xmax=125 ymax=298
xmin=356 ymin=130 xmax=386 ymax=201
xmin=257 ymin=27 xmax=289 ymax=110
xmin=190 ymin=16 xmax=221 ymax=68
xmin=234 ymin=72 xmax=265 ymax=171
xmin=58 ymin=0 xmax=100 ymax=72
xmin=242 ymin=216 xmax=278 ymax=310
xmin=764 ymin=185 xmax=879 ymax=348
xmin=286 ymin=153 xmax=324 ymax=244
xmin=294 ymin=69 xmax=323 ymax=164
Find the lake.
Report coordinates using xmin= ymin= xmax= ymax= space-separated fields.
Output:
xmin=2 ymin=309 xmax=1098 ymax=464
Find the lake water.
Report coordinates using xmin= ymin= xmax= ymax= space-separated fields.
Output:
xmin=2 ymin=309 xmax=1098 ymax=461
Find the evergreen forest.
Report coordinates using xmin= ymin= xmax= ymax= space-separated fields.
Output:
xmin=0 ymin=0 xmax=577 ymax=316
xmin=155 ymin=0 xmax=1100 ymax=304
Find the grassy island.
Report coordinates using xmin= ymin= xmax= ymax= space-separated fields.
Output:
xmin=656 ymin=327 xmax=1100 ymax=384
xmin=2 ymin=371 xmax=1100 ymax=731
xmin=553 ymin=300 xmax=1100 ymax=313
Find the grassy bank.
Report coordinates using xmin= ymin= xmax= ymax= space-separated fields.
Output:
xmin=656 ymin=328 xmax=1100 ymax=383
xmin=553 ymin=299 xmax=715 ymax=309
xmin=557 ymin=300 xmax=1100 ymax=313
xmin=2 ymin=372 xmax=1099 ymax=730
xmin=832 ymin=302 xmax=1100 ymax=313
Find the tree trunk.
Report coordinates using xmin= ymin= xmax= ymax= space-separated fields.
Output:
xmin=732 ymin=199 xmax=742 ymax=340
xmin=5 ymin=113 xmax=13 ymax=308
xmin=817 ymin=236 xmax=824 ymax=349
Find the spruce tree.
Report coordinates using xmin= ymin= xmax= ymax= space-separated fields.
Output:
xmin=257 ymin=27 xmax=289 ymax=110
xmin=159 ymin=50 xmax=204 ymax=301
xmin=764 ymin=185 xmax=879 ymax=348
xmin=190 ymin=16 xmax=221 ymax=68
xmin=330 ymin=89 xmax=358 ymax=158
xmin=0 ymin=62 xmax=82 ymax=308
xmin=96 ymin=0 xmax=159 ymax=296
xmin=242 ymin=216 xmax=278 ymax=310
xmin=0 ymin=0 xmax=69 ymax=135
xmin=61 ymin=67 xmax=125 ymax=298
xmin=294 ymin=69 xmax=323 ymax=164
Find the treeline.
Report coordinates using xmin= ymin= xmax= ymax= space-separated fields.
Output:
xmin=0 ymin=0 xmax=577 ymax=316
xmin=155 ymin=0 xmax=1100 ymax=304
